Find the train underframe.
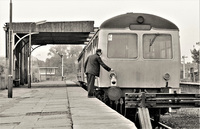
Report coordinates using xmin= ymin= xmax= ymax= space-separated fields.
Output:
xmin=94 ymin=87 xmax=170 ymax=128
xmin=79 ymin=82 xmax=200 ymax=129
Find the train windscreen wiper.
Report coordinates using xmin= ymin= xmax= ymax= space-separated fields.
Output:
xmin=149 ymin=33 xmax=160 ymax=46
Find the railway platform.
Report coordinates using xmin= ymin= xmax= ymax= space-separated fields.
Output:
xmin=0 ymin=81 xmax=136 ymax=129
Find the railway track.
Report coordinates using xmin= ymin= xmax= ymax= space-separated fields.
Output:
xmin=80 ymin=84 xmax=199 ymax=129
xmin=150 ymin=119 xmax=172 ymax=129
xmin=115 ymin=107 xmax=173 ymax=129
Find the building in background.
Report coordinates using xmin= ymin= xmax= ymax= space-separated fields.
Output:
xmin=38 ymin=67 xmax=58 ymax=81
xmin=180 ymin=62 xmax=199 ymax=82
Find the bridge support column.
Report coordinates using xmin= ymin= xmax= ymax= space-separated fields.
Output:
xmin=8 ymin=75 xmax=13 ymax=98
xmin=20 ymin=41 xmax=25 ymax=85
xmin=24 ymin=43 xmax=28 ymax=84
xmin=14 ymin=39 xmax=20 ymax=87
xmin=28 ymin=27 xmax=32 ymax=88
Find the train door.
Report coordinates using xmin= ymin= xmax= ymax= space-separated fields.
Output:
xmin=93 ymin=36 xmax=100 ymax=86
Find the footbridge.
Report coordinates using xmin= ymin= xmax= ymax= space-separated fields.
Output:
xmin=3 ymin=21 xmax=95 ymax=97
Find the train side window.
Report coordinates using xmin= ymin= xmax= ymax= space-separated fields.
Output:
xmin=93 ymin=36 xmax=98 ymax=52
xmin=107 ymin=33 xmax=138 ymax=58
xmin=143 ymin=34 xmax=172 ymax=59
xmin=87 ymin=44 xmax=92 ymax=55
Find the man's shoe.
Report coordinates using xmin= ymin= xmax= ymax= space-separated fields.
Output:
xmin=88 ymin=96 xmax=95 ymax=98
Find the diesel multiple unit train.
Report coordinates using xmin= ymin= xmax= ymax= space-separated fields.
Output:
xmin=77 ymin=13 xmax=199 ymax=128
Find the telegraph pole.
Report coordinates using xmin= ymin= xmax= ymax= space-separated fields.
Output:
xmin=8 ymin=0 xmax=13 ymax=98
xmin=61 ymin=55 xmax=63 ymax=80
xmin=56 ymin=51 xmax=64 ymax=81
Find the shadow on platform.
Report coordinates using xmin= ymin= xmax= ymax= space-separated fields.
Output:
xmin=31 ymin=80 xmax=78 ymax=88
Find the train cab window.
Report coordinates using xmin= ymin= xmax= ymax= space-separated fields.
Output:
xmin=143 ymin=34 xmax=172 ymax=59
xmin=107 ymin=33 xmax=138 ymax=58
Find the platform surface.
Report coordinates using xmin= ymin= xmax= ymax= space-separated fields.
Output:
xmin=0 ymin=81 xmax=136 ymax=129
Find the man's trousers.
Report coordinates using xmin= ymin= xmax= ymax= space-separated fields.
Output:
xmin=87 ymin=73 xmax=95 ymax=96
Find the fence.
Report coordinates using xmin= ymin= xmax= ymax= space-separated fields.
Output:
xmin=0 ymin=74 xmax=6 ymax=90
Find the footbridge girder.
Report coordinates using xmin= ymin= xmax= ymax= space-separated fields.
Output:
xmin=11 ymin=21 xmax=94 ymax=45
xmin=4 ymin=21 xmax=95 ymax=89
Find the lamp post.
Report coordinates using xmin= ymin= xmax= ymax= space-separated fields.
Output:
xmin=182 ymin=56 xmax=188 ymax=79
xmin=56 ymin=51 xmax=64 ymax=81
xmin=28 ymin=20 xmax=46 ymax=88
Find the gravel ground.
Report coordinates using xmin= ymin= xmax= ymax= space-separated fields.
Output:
xmin=160 ymin=108 xmax=200 ymax=129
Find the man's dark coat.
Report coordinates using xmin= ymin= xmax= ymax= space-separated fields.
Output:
xmin=84 ymin=54 xmax=111 ymax=77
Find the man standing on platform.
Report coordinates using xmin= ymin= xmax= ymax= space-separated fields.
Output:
xmin=84 ymin=49 xmax=113 ymax=98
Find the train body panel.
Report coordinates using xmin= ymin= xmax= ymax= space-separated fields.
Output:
xmin=97 ymin=29 xmax=180 ymax=89
xmin=77 ymin=51 xmax=86 ymax=82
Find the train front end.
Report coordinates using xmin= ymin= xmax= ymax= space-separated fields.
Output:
xmin=86 ymin=13 xmax=200 ymax=129
xmin=97 ymin=13 xmax=181 ymax=99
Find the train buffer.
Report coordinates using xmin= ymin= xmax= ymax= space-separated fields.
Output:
xmin=125 ymin=92 xmax=200 ymax=129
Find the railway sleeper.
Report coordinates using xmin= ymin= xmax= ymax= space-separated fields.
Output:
xmin=125 ymin=92 xmax=200 ymax=129
xmin=92 ymin=87 xmax=200 ymax=128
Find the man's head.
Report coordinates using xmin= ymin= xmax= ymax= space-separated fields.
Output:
xmin=96 ymin=49 xmax=102 ymax=56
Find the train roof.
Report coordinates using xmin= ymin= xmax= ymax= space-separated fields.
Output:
xmin=100 ymin=13 xmax=179 ymax=30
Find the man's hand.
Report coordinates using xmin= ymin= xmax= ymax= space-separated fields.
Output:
xmin=110 ymin=69 xmax=114 ymax=72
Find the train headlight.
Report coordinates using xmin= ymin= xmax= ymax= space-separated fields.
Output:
xmin=110 ymin=71 xmax=117 ymax=86
xmin=137 ymin=16 xmax=144 ymax=24
xmin=163 ymin=73 xmax=170 ymax=81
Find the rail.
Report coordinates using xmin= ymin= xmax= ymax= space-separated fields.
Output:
xmin=125 ymin=92 xmax=200 ymax=128
xmin=151 ymin=119 xmax=172 ymax=129
xmin=180 ymin=82 xmax=200 ymax=93
xmin=125 ymin=92 xmax=200 ymax=108
xmin=180 ymin=82 xmax=199 ymax=86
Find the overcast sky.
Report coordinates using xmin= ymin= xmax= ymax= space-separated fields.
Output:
xmin=0 ymin=0 xmax=199 ymax=62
